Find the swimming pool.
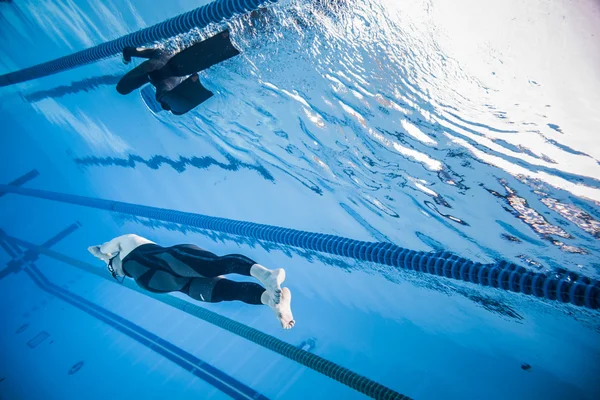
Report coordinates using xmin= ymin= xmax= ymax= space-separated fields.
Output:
xmin=0 ymin=0 xmax=599 ymax=398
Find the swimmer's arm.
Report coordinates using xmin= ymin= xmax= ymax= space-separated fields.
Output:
xmin=88 ymin=235 xmax=130 ymax=263
xmin=87 ymin=245 xmax=111 ymax=263
xmin=123 ymin=47 xmax=158 ymax=61
xmin=99 ymin=236 xmax=123 ymax=256
xmin=132 ymin=48 xmax=158 ymax=59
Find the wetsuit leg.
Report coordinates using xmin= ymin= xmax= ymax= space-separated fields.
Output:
xmin=158 ymin=74 xmax=214 ymax=116
xmin=149 ymin=30 xmax=239 ymax=81
xmin=122 ymin=243 xmax=265 ymax=305
xmin=181 ymin=278 xmax=264 ymax=304
xmin=158 ymin=244 xmax=257 ymax=278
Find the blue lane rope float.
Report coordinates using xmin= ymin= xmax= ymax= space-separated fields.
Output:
xmin=0 ymin=0 xmax=277 ymax=87
xmin=0 ymin=184 xmax=598 ymax=310
xmin=7 ymin=235 xmax=411 ymax=400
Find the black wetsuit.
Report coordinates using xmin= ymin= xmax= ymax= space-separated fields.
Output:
xmin=121 ymin=244 xmax=265 ymax=305
xmin=115 ymin=30 xmax=239 ymax=115
xmin=116 ymin=48 xmax=185 ymax=103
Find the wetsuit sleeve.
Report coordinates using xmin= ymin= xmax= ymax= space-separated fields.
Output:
xmin=133 ymin=48 xmax=158 ymax=59
xmin=123 ymin=47 xmax=159 ymax=60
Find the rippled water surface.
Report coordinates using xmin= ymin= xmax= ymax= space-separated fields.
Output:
xmin=1 ymin=0 xmax=599 ymax=399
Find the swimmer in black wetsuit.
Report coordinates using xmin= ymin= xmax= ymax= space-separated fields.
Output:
xmin=116 ymin=29 xmax=240 ymax=115
xmin=117 ymin=46 xmax=186 ymax=110
xmin=88 ymin=234 xmax=295 ymax=329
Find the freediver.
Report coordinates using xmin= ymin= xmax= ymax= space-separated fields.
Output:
xmin=116 ymin=29 xmax=240 ymax=115
xmin=88 ymin=234 xmax=295 ymax=329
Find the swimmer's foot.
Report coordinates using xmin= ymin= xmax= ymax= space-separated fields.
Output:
xmin=251 ymin=264 xmax=285 ymax=304
xmin=262 ymin=288 xmax=295 ymax=330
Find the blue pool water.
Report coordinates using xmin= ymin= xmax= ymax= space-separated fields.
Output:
xmin=1 ymin=0 xmax=599 ymax=399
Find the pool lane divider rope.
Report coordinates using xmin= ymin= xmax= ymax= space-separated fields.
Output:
xmin=7 ymin=234 xmax=411 ymax=400
xmin=0 ymin=0 xmax=278 ymax=87
xmin=0 ymin=222 xmax=80 ymax=279
xmin=0 ymin=169 xmax=39 ymax=198
xmin=25 ymin=266 xmax=267 ymax=400
xmin=0 ymin=184 xmax=598 ymax=310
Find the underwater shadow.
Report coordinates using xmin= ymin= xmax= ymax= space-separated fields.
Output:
xmin=23 ymin=74 xmax=122 ymax=103
xmin=74 ymin=152 xmax=275 ymax=181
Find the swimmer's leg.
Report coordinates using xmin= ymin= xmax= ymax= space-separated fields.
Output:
xmin=250 ymin=264 xmax=285 ymax=304
xmin=261 ymin=288 xmax=295 ymax=330
xmin=165 ymin=245 xmax=253 ymax=276
xmin=182 ymin=277 xmax=264 ymax=304
xmin=150 ymin=29 xmax=239 ymax=80
xmin=182 ymin=278 xmax=295 ymax=329
xmin=166 ymin=245 xmax=286 ymax=304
